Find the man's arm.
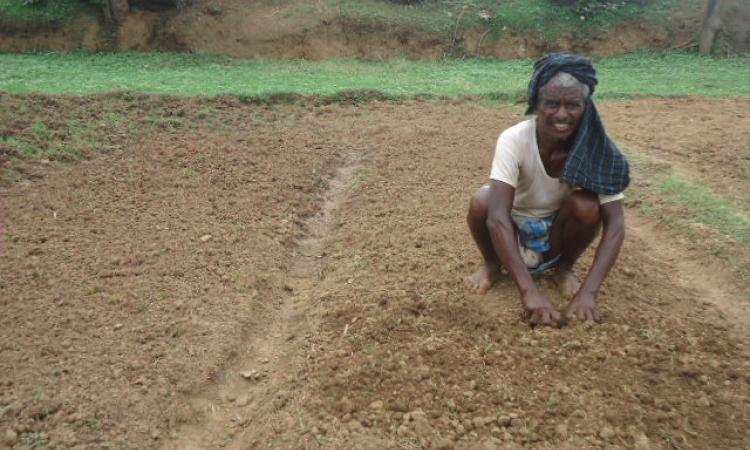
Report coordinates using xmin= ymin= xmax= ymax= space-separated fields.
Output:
xmin=565 ymin=199 xmax=625 ymax=321
xmin=486 ymin=180 xmax=562 ymax=326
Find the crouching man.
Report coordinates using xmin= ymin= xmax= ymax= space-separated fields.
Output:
xmin=464 ymin=53 xmax=630 ymax=327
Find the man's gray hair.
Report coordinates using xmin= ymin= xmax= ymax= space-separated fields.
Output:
xmin=539 ymin=72 xmax=591 ymax=101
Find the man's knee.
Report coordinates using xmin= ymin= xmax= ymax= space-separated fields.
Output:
xmin=566 ymin=191 xmax=600 ymax=226
xmin=468 ymin=185 xmax=490 ymax=219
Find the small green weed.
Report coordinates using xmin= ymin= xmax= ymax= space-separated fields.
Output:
xmin=195 ymin=107 xmax=215 ymax=120
xmin=32 ymin=387 xmax=46 ymax=401
xmin=546 ymin=394 xmax=558 ymax=414
xmin=31 ymin=122 xmax=49 ymax=139
xmin=182 ymin=168 xmax=198 ymax=178
xmin=352 ymin=254 xmax=369 ymax=270
xmin=22 ymin=432 xmax=48 ymax=448
xmin=297 ymin=412 xmax=311 ymax=434
xmin=660 ymin=428 xmax=687 ymax=450
xmin=146 ymin=115 xmax=183 ymax=131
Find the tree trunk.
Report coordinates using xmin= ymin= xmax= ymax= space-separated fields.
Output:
xmin=104 ymin=0 xmax=130 ymax=23
xmin=102 ymin=1 xmax=111 ymax=22
xmin=699 ymin=0 xmax=724 ymax=55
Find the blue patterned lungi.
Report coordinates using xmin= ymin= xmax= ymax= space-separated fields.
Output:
xmin=512 ymin=213 xmax=560 ymax=274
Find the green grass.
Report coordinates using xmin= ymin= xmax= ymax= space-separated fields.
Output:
xmin=658 ymin=175 xmax=750 ymax=246
xmin=628 ymin=152 xmax=750 ymax=281
xmin=0 ymin=106 xmax=123 ymax=160
xmin=0 ymin=125 xmax=102 ymax=159
xmin=0 ymin=0 xmax=86 ymax=25
xmin=1 ymin=50 xmax=748 ymax=99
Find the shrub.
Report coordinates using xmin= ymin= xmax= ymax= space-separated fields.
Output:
xmin=550 ymin=0 xmax=652 ymax=17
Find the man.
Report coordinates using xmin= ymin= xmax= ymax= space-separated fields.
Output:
xmin=463 ymin=53 xmax=629 ymax=327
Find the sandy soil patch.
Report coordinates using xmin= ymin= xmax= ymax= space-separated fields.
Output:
xmin=1 ymin=96 xmax=748 ymax=449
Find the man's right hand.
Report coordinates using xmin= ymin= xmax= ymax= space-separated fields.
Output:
xmin=522 ymin=288 xmax=563 ymax=327
xmin=483 ymin=180 xmax=563 ymax=328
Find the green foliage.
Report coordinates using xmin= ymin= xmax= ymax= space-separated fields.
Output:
xmin=0 ymin=0 xmax=87 ymax=24
xmin=0 ymin=51 xmax=748 ymax=100
xmin=553 ymin=0 xmax=652 ymax=18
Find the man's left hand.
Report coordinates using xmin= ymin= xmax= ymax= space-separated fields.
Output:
xmin=564 ymin=291 xmax=602 ymax=322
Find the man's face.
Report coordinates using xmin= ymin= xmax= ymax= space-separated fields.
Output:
xmin=536 ymin=84 xmax=586 ymax=143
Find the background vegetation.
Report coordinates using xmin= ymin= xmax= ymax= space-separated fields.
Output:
xmin=0 ymin=0 xmax=696 ymax=40
xmin=332 ymin=0 xmax=695 ymax=39
xmin=0 ymin=0 xmax=86 ymax=24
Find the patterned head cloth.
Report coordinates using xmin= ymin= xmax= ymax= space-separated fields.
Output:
xmin=526 ymin=53 xmax=630 ymax=195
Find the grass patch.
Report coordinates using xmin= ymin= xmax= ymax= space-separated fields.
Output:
xmin=658 ymin=175 xmax=749 ymax=246
xmin=628 ymin=152 xmax=750 ymax=281
xmin=0 ymin=126 xmax=99 ymax=160
xmin=0 ymin=98 xmax=132 ymax=160
xmin=0 ymin=0 xmax=86 ymax=25
xmin=0 ymin=51 xmax=748 ymax=99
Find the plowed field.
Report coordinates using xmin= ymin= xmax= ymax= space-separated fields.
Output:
xmin=1 ymin=95 xmax=748 ymax=450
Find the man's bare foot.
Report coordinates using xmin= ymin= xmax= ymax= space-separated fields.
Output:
xmin=555 ymin=268 xmax=581 ymax=299
xmin=463 ymin=264 xmax=501 ymax=294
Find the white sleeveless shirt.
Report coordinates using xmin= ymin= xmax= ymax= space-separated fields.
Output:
xmin=490 ymin=119 xmax=623 ymax=219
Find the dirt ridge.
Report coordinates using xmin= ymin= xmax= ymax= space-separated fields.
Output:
xmin=627 ymin=213 xmax=750 ymax=343
xmin=165 ymin=149 xmax=363 ymax=449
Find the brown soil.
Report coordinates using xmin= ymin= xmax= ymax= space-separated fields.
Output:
xmin=5 ymin=0 xmax=750 ymax=58
xmin=601 ymin=98 xmax=750 ymax=209
xmin=1 ymin=96 xmax=749 ymax=450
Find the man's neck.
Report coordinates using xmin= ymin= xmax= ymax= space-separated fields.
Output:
xmin=537 ymin=129 xmax=575 ymax=157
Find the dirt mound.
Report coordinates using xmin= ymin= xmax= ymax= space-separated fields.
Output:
xmin=6 ymin=0 xmax=750 ymax=57
xmin=1 ymin=95 xmax=748 ymax=449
